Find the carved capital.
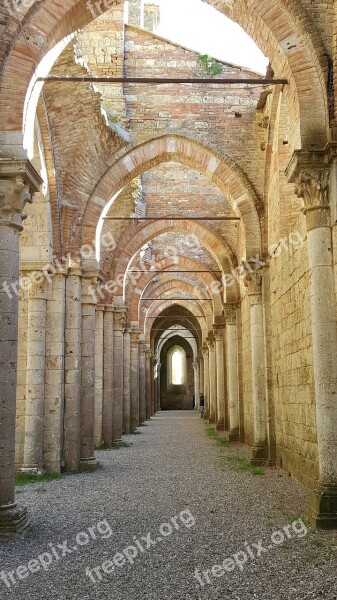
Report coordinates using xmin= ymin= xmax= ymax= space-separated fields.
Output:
xmin=114 ymin=307 xmax=127 ymax=331
xmin=201 ymin=344 xmax=209 ymax=359
xmin=286 ymin=150 xmax=330 ymax=216
xmin=213 ymin=326 xmax=224 ymax=342
xmin=294 ymin=170 xmax=329 ymax=210
xmin=244 ymin=271 xmax=262 ymax=296
xmin=224 ymin=307 xmax=237 ymax=325
xmin=0 ymin=159 xmax=42 ymax=230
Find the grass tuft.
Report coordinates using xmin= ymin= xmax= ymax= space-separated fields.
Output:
xmin=15 ymin=472 xmax=61 ymax=487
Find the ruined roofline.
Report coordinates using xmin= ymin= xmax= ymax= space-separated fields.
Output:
xmin=124 ymin=23 xmax=266 ymax=79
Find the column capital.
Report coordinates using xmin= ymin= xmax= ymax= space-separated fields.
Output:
xmin=96 ymin=304 xmax=106 ymax=313
xmin=144 ymin=344 xmax=152 ymax=358
xmin=81 ymin=269 xmax=104 ymax=305
xmin=224 ymin=306 xmax=237 ymax=325
xmin=201 ymin=344 xmax=209 ymax=359
xmin=0 ymin=158 xmax=42 ymax=230
xmin=114 ymin=305 xmax=127 ymax=331
xmin=213 ymin=326 xmax=224 ymax=342
xmin=207 ymin=335 xmax=215 ymax=350
xmin=244 ymin=271 xmax=262 ymax=297
xmin=286 ymin=149 xmax=330 ymax=229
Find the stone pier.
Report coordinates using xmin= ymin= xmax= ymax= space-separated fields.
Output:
xmin=103 ymin=305 xmax=114 ymax=447
xmin=0 ymin=158 xmax=41 ymax=537
xmin=112 ymin=304 xmax=126 ymax=444
xmin=123 ymin=328 xmax=131 ymax=434
xmin=245 ymin=272 xmax=268 ymax=465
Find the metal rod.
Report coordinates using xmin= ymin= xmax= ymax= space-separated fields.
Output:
xmin=128 ymin=270 xmax=222 ymax=273
xmin=145 ymin=316 xmax=205 ymax=318
xmin=140 ymin=298 xmax=211 ymax=301
xmin=103 ymin=216 xmax=240 ymax=221
xmin=38 ymin=76 xmax=288 ymax=85
xmin=153 ymin=329 xmax=200 ymax=332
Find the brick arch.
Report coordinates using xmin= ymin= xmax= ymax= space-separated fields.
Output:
xmin=84 ymin=135 xmax=261 ymax=258
xmin=128 ymin=256 xmax=224 ymax=320
xmin=0 ymin=0 xmax=328 ymax=148
xmin=112 ymin=223 xmax=236 ymax=302
xmin=139 ymin=279 xmax=214 ymax=328
xmin=156 ymin=329 xmax=198 ymax=360
xmin=144 ymin=300 xmax=208 ymax=341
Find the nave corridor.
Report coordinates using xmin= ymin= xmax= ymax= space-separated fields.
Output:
xmin=1 ymin=412 xmax=336 ymax=600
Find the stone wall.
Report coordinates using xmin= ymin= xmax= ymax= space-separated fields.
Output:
xmin=269 ymin=218 xmax=317 ymax=489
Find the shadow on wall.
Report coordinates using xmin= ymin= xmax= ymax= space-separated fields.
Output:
xmin=160 ymin=337 xmax=195 ymax=410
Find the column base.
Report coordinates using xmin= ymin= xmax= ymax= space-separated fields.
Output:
xmin=112 ymin=439 xmax=123 ymax=447
xmin=250 ymin=444 xmax=269 ymax=466
xmin=0 ymin=503 xmax=29 ymax=540
xmin=216 ymin=421 xmax=224 ymax=432
xmin=19 ymin=466 xmax=45 ymax=476
xmin=228 ymin=429 xmax=240 ymax=443
xmin=79 ymin=457 xmax=99 ymax=472
xmin=310 ymin=484 xmax=337 ymax=529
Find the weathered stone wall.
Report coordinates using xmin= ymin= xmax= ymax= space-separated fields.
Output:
xmin=269 ymin=218 xmax=317 ymax=488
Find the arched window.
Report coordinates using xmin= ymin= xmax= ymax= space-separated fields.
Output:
xmin=172 ymin=350 xmax=183 ymax=385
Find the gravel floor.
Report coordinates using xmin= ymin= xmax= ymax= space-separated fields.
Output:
xmin=1 ymin=411 xmax=337 ymax=600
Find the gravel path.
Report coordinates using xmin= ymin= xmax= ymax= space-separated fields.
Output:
xmin=1 ymin=411 xmax=336 ymax=600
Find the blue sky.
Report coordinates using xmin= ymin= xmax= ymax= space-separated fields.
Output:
xmin=154 ymin=0 xmax=269 ymax=74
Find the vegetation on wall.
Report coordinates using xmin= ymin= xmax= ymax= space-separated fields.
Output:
xmin=198 ymin=54 xmax=223 ymax=76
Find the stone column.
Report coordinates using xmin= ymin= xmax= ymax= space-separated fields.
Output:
xmin=244 ymin=272 xmax=268 ymax=464
xmin=130 ymin=329 xmax=140 ymax=432
xmin=156 ymin=360 xmax=161 ymax=411
xmin=139 ymin=342 xmax=146 ymax=424
xmin=22 ymin=276 xmax=48 ymax=473
xmin=80 ymin=272 xmax=99 ymax=471
xmin=94 ymin=304 xmax=105 ymax=447
xmin=44 ymin=270 xmax=66 ymax=473
xmin=64 ymin=268 xmax=82 ymax=471
xmin=112 ymin=304 xmax=126 ymax=444
xmin=288 ymin=149 xmax=337 ymax=527
xmin=0 ymin=158 xmax=41 ymax=537
xmin=225 ymin=308 xmax=240 ymax=441
xmin=199 ymin=355 xmax=204 ymax=400
xmin=193 ymin=359 xmax=200 ymax=411
xmin=103 ymin=305 xmax=114 ymax=447
xmin=202 ymin=345 xmax=210 ymax=419
xmin=123 ymin=328 xmax=131 ymax=434
xmin=207 ymin=336 xmax=217 ymax=424
xmin=145 ymin=345 xmax=152 ymax=420
xmin=214 ymin=327 xmax=225 ymax=430
xmin=151 ymin=354 xmax=156 ymax=415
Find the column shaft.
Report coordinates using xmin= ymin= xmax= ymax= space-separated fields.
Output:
xmin=44 ymin=272 xmax=66 ymax=473
xmin=123 ymin=330 xmax=131 ymax=434
xmin=22 ymin=280 xmax=47 ymax=472
xmin=0 ymin=159 xmax=42 ymax=537
xmin=64 ymin=270 xmax=82 ymax=471
xmin=139 ymin=344 xmax=146 ymax=423
xmin=208 ymin=339 xmax=217 ymax=424
xmin=130 ymin=331 xmax=140 ymax=432
xmin=145 ymin=347 xmax=152 ymax=420
xmin=112 ymin=306 xmax=126 ymax=444
xmin=214 ymin=329 xmax=225 ymax=430
xmin=226 ymin=311 xmax=240 ymax=441
xmin=103 ymin=306 xmax=114 ymax=446
xmin=94 ymin=305 xmax=105 ymax=447
xmin=202 ymin=348 xmax=210 ymax=419
xmin=80 ymin=275 xmax=98 ymax=471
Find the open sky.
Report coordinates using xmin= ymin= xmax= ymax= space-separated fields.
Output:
xmin=154 ymin=0 xmax=269 ymax=74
